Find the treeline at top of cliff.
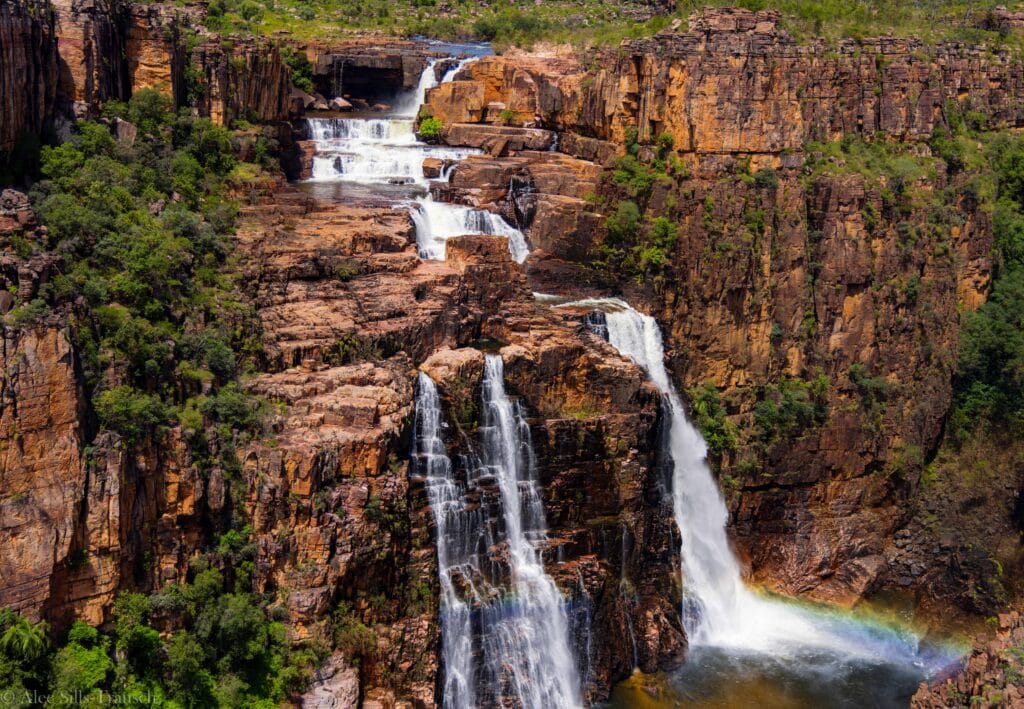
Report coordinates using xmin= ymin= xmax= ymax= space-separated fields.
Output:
xmin=205 ymin=0 xmax=1024 ymax=50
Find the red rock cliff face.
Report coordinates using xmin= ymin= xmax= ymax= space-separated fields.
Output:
xmin=51 ymin=0 xmax=133 ymax=116
xmin=191 ymin=37 xmax=296 ymax=126
xmin=0 ymin=176 xmax=683 ymax=705
xmin=226 ymin=191 xmax=683 ymax=703
xmin=1 ymin=0 xmax=295 ymax=160
xmin=430 ymin=9 xmax=1024 ymax=153
xmin=423 ymin=7 xmax=1007 ymax=607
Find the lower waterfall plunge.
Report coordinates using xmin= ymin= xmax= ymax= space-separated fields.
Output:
xmin=556 ymin=297 xmax=959 ymax=681
xmin=415 ymin=358 xmax=581 ymax=708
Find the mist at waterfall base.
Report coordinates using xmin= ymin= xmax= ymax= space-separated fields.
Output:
xmin=301 ymin=51 xmax=529 ymax=262
xmin=549 ymin=296 xmax=964 ymax=707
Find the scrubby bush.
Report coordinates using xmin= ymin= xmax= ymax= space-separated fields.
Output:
xmin=688 ymin=382 xmax=738 ymax=456
xmin=418 ymin=116 xmax=443 ymax=139
xmin=94 ymin=386 xmax=171 ymax=443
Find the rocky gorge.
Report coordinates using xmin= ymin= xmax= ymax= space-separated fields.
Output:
xmin=2 ymin=2 xmax=1024 ymax=707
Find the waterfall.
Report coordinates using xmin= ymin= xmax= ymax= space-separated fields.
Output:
xmin=303 ymin=60 xmax=530 ymax=263
xmin=413 ymin=360 xmax=582 ymax=707
xmin=442 ymin=56 xmax=478 ymax=83
xmin=414 ymin=374 xmax=476 ymax=708
xmin=397 ymin=59 xmax=442 ymax=117
xmin=477 ymin=354 xmax=581 ymax=707
xmin=409 ymin=201 xmax=529 ymax=263
xmin=555 ymin=297 xmax=938 ymax=666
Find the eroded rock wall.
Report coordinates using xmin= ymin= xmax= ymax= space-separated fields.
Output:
xmin=0 ymin=0 xmax=59 ymax=156
xmin=422 ymin=7 xmax=1010 ymax=608
xmin=427 ymin=9 xmax=1024 ymax=155
xmin=227 ymin=191 xmax=682 ymax=703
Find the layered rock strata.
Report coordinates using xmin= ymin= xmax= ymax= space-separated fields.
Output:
xmin=422 ymin=7 xmax=1006 ymax=608
xmin=0 ymin=0 xmax=59 ymax=155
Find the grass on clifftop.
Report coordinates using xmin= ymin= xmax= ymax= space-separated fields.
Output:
xmin=203 ymin=0 xmax=674 ymax=47
xmin=688 ymin=0 xmax=1024 ymax=46
xmin=202 ymin=0 xmax=1024 ymax=50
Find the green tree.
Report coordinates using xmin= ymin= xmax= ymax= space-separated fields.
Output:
xmin=48 ymin=622 xmax=113 ymax=708
xmin=94 ymin=386 xmax=171 ymax=443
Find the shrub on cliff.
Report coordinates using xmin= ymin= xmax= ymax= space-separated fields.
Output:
xmin=281 ymin=46 xmax=314 ymax=93
xmin=418 ymin=116 xmax=443 ymax=140
xmin=94 ymin=386 xmax=172 ymax=443
xmin=754 ymin=374 xmax=830 ymax=443
xmin=688 ymin=382 xmax=738 ymax=457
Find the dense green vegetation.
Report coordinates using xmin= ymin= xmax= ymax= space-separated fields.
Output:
xmin=951 ymin=133 xmax=1024 ymax=440
xmin=0 ymin=561 xmax=321 ymax=707
xmin=16 ymin=89 xmax=271 ymax=461
xmin=0 ymin=89 xmax=310 ymax=706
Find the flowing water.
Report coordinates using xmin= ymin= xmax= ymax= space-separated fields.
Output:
xmin=413 ymin=373 xmax=476 ymax=707
xmin=550 ymin=297 xmax=964 ymax=705
xmin=303 ymin=58 xmax=529 ymax=262
xmin=306 ymin=45 xmax=965 ymax=707
xmin=414 ymin=360 xmax=582 ymax=707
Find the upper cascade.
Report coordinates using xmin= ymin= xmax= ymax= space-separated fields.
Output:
xmin=303 ymin=59 xmax=530 ymax=263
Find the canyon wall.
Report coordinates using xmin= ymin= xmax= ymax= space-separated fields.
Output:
xmin=6 ymin=2 xmax=1024 ymax=705
xmin=0 ymin=179 xmax=683 ymax=703
xmin=0 ymin=0 xmax=295 ymax=163
xmin=0 ymin=0 xmax=59 ymax=156
xmin=424 ymin=7 xmax=1017 ymax=610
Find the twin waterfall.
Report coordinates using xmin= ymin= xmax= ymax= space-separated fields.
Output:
xmin=305 ymin=58 xmax=529 ymax=262
xmin=414 ymin=360 xmax=581 ymax=708
xmin=311 ymin=53 xmax=939 ymax=707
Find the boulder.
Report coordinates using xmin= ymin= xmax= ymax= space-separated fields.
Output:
xmin=302 ymin=654 xmax=360 ymax=708
xmin=112 ymin=118 xmax=137 ymax=146
xmin=422 ymin=157 xmax=443 ymax=179
xmin=329 ymin=96 xmax=352 ymax=111
xmin=291 ymin=87 xmax=317 ymax=109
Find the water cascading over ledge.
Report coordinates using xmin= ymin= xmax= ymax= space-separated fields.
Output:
xmin=301 ymin=57 xmax=530 ymax=262
xmin=555 ymin=297 xmax=964 ymax=705
xmin=413 ymin=359 xmax=583 ymax=707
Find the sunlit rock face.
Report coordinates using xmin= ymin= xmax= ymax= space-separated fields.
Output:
xmin=421 ymin=7 xmax=1014 ymax=608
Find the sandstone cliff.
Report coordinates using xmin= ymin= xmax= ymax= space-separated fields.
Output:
xmin=422 ymin=7 xmax=1016 ymax=610
xmin=0 ymin=0 xmax=59 ymax=156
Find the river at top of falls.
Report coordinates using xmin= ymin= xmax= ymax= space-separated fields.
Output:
xmin=414 ymin=360 xmax=582 ymax=708
xmin=545 ymin=295 xmax=965 ymax=706
xmin=303 ymin=57 xmax=529 ymax=263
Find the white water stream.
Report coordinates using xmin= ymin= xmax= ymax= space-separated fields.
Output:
xmin=555 ymin=297 xmax=947 ymax=671
xmin=304 ymin=60 xmax=529 ymax=262
xmin=415 ymin=360 xmax=582 ymax=708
